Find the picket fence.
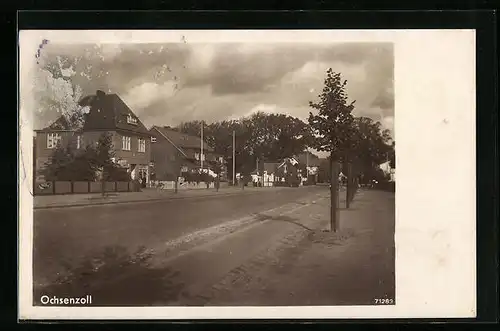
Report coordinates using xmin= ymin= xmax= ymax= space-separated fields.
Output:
xmin=34 ymin=181 xmax=136 ymax=195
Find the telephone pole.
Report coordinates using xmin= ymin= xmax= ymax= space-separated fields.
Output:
xmin=232 ymin=130 xmax=235 ymax=186
xmin=200 ymin=121 xmax=204 ymax=170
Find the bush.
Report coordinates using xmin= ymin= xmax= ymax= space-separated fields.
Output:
xmin=105 ymin=166 xmax=131 ymax=182
xmin=42 ymin=132 xmax=134 ymax=183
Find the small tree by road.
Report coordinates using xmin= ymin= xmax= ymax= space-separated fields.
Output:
xmin=308 ymin=69 xmax=356 ymax=232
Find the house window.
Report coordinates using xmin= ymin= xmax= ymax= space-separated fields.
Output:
xmin=138 ymin=138 xmax=146 ymax=153
xmin=122 ymin=136 xmax=131 ymax=151
xmin=76 ymin=135 xmax=82 ymax=149
xmin=47 ymin=133 xmax=61 ymax=149
xmin=151 ymin=136 xmax=157 ymax=143
xmin=126 ymin=114 xmax=138 ymax=125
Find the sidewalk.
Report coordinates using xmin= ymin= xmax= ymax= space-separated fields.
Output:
xmin=33 ymin=186 xmax=289 ymax=209
xmin=195 ymin=189 xmax=396 ymax=306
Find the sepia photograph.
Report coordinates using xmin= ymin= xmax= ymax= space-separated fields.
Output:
xmin=18 ymin=30 xmax=475 ymax=320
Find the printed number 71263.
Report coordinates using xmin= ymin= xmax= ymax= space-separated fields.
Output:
xmin=374 ymin=298 xmax=394 ymax=305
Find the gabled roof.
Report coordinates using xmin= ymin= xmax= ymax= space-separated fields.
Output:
xmin=46 ymin=116 xmax=72 ymax=130
xmin=151 ymin=126 xmax=214 ymax=152
xmin=79 ymin=90 xmax=150 ymax=136
xmin=251 ymin=161 xmax=283 ymax=175
xmin=36 ymin=90 xmax=150 ymax=136
xmin=278 ymin=157 xmax=299 ymax=168
xmin=35 ymin=116 xmax=77 ymax=132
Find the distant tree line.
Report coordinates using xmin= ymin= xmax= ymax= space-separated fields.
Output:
xmin=173 ymin=70 xmax=395 ymax=184
xmin=41 ymin=67 xmax=394 ymax=186
xmin=172 ymin=112 xmax=312 ymax=181
xmin=307 ymin=68 xmax=395 ymax=184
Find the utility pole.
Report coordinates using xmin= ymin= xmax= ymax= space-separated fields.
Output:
xmin=330 ymin=156 xmax=340 ymax=232
xmin=232 ymin=130 xmax=235 ymax=186
xmin=200 ymin=121 xmax=204 ymax=170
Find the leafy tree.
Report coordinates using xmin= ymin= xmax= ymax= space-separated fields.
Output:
xmin=246 ymin=112 xmax=312 ymax=161
xmin=350 ymin=116 xmax=393 ymax=178
xmin=308 ymin=69 xmax=357 ymax=231
xmin=389 ymin=141 xmax=395 ymax=168
xmin=69 ymin=145 xmax=99 ymax=181
xmin=308 ymin=69 xmax=356 ymax=163
xmin=41 ymin=144 xmax=78 ymax=181
xmin=94 ymin=132 xmax=117 ymax=180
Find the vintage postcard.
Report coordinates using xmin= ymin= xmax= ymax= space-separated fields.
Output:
xmin=18 ymin=30 xmax=476 ymax=320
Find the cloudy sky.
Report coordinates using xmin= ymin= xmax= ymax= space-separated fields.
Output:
xmin=34 ymin=42 xmax=394 ymax=134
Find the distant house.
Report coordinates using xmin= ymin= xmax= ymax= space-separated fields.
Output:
xmin=149 ymin=126 xmax=225 ymax=182
xmin=251 ymin=157 xmax=301 ymax=187
xmin=295 ymin=151 xmax=321 ymax=183
xmin=34 ymin=90 xmax=153 ymax=182
xmin=379 ymin=160 xmax=395 ymax=182
xmin=275 ymin=157 xmax=301 ymax=186
xmin=251 ymin=161 xmax=280 ymax=186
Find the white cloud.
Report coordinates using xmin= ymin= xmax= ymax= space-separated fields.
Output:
xmin=246 ymin=104 xmax=278 ymax=117
xmin=382 ymin=115 xmax=394 ymax=134
xmin=185 ymin=44 xmax=216 ymax=75
xmin=122 ymin=81 xmax=177 ymax=110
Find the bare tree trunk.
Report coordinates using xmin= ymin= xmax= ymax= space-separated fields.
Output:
xmin=101 ymin=168 xmax=106 ymax=197
xmin=330 ymin=156 xmax=340 ymax=232
xmin=216 ymin=172 xmax=220 ymax=192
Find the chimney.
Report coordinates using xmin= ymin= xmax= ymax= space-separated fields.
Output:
xmin=96 ymin=90 xmax=106 ymax=98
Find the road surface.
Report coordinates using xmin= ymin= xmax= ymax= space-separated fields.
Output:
xmin=33 ymin=185 xmax=336 ymax=304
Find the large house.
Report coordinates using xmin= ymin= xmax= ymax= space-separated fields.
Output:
xmin=149 ymin=126 xmax=226 ymax=182
xmin=34 ymin=90 xmax=152 ymax=182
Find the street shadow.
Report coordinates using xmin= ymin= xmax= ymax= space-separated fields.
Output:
xmin=33 ymin=245 xmax=184 ymax=306
xmin=306 ymin=228 xmax=356 ymax=246
xmin=254 ymin=213 xmax=313 ymax=232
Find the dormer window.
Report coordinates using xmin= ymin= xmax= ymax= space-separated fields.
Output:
xmin=126 ymin=114 xmax=138 ymax=125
